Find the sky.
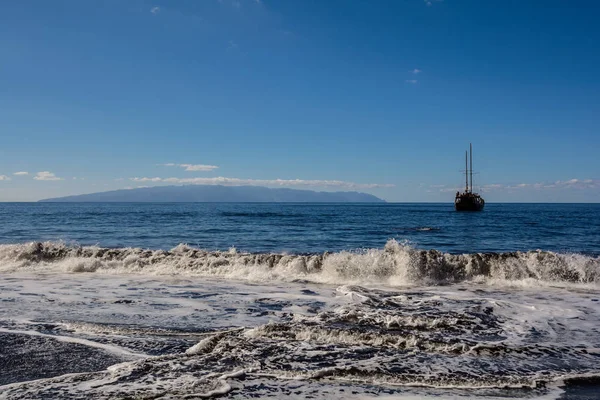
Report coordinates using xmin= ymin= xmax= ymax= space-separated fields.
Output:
xmin=1 ymin=0 xmax=599 ymax=202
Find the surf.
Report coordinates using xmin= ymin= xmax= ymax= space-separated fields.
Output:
xmin=1 ymin=240 xmax=598 ymax=288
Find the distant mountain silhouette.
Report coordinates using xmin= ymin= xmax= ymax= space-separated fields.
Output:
xmin=39 ymin=185 xmax=385 ymax=203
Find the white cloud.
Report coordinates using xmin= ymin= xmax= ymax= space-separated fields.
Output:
xmin=132 ymin=177 xmax=163 ymax=182
xmin=129 ymin=176 xmax=394 ymax=189
xmin=14 ymin=171 xmax=28 ymax=176
xmin=181 ymin=164 xmax=219 ymax=172
xmin=551 ymin=179 xmax=599 ymax=189
xmin=439 ymin=187 xmax=460 ymax=193
xmin=150 ymin=6 xmax=160 ymax=14
xmin=482 ymin=179 xmax=599 ymax=191
xmin=34 ymin=171 xmax=63 ymax=181
xmin=412 ymin=68 xmax=422 ymax=74
xmin=431 ymin=179 xmax=599 ymax=192
xmin=405 ymin=79 xmax=418 ymax=84
xmin=160 ymin=163 xmax=219 ymax=172
xmin=0 ymin=175 xmax=11 ymax=181
xmin=425 ymin=0 xmax=443 ymax=6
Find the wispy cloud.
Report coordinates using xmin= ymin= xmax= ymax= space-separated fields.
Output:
xmin=150 ymin=6 xmax=160 ymax=14
xmin=406 ymin=79 xmax=418 ymax=84
xmin=130 ymin=176 xmax=394 ymax=189
xmin=553 ymin=179 xmax=598 ymax=188
xmin=34 ymin=171 xmax=63 ymax=181
xmin=160 ymin=163 xmax=219 ymax=172
xmin=484 ymin=184 xmax=503 ymax=189
xmin=438 ymin=187 xmax=461 ymax=193
xmin=13 ymin=171 xmax=28 ymax=176
xmin=431 ymin=178 xmax=599 ymax=192
xmin=489 ymin=179 xmax=599 ymax=190
xmin=425 ymin=0 xmax=443 ymax=6
xmin=412 ymin=68 xmax=422 ymax=74
xmin=0 ymin=175 xmax=11 ymax=181
xmin=227 ymin=40 xmax=238 ymax=50
xmin=133 ymin=177 xmax=163 ymax=182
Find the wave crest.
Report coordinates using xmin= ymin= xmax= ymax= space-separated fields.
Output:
xmin=0 ymin=240 xmax=598 ymax=286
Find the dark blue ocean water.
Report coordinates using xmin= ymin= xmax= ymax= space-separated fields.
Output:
xmin=1 ymin=202 xmax=599 ymax=255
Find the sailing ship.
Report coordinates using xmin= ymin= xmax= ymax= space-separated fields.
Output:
xmin=455 ymin=143 xmax=485 ymax=211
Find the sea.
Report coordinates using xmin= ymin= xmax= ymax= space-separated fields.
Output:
xmin=0 ymin=202 xmax=599 ymax=399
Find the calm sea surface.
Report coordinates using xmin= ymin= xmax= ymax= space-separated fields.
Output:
xmin=0 ymin=202 xmax=598 ymax=255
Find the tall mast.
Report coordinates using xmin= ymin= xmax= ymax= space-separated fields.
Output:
xmin=469 ymin=143 xmax=473 ymax=192
xmin=465 ymin=150 xmax=468 ymax=192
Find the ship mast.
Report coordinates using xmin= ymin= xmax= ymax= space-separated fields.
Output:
xmin=465 ymin=150 xmax=469 ymax=192
xmin=470 ymin=143 xmax=473 ymax=193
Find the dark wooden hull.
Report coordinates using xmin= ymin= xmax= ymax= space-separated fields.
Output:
xmin=455 ymin=201 xmax=485 ymax=211
xmin=455 ymin=194 xmax=485 ymax=211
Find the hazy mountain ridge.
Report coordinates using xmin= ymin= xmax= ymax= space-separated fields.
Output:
xmin=38 ymin=185 xmax=385 ymax=203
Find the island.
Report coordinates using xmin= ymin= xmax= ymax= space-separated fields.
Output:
xmin=39 ymin=185 xmax=386 ymax=203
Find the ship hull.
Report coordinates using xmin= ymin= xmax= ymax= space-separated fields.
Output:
xmin=455 ymin=198 xmax=485 ymax=212
xmin=455 ymin=202 xmax=485 ymax=212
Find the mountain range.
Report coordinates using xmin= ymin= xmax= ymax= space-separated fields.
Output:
xmin=38 ymin=185 xmax=385 ymax=203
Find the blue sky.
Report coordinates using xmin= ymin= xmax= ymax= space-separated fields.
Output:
xmin=1 ymin=0 xmax=599 ymax=202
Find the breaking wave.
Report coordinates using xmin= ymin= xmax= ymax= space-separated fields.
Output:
xmin=0 ymin=240 xmax=598 ymax=287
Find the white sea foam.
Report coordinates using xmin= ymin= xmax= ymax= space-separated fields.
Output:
xmin=0 ymin=240 xmax=598 ymax=289
xmin=0 ymin=327 xmax=146 ymax=359
xmin=0 ymin=271 xmax=599 ymax=399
